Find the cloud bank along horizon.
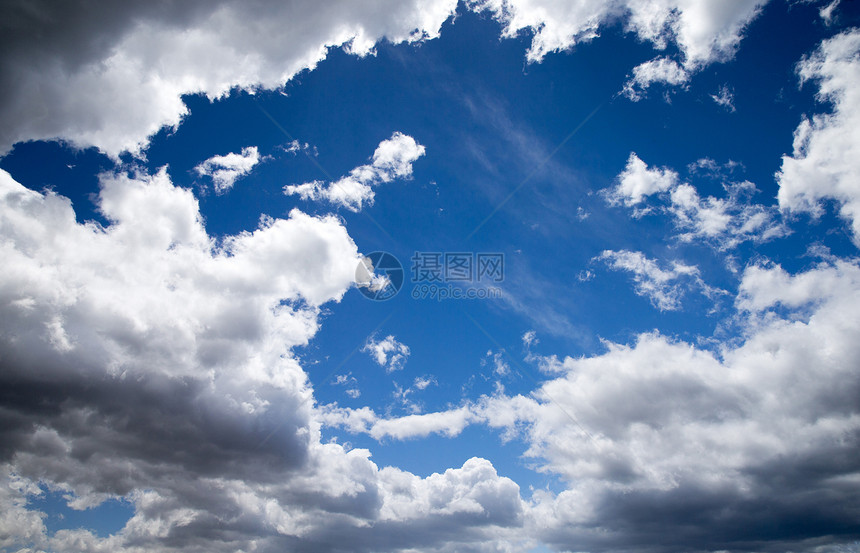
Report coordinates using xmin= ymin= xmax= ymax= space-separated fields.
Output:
xmin=1 ymin=1 xmax=860 ymax=552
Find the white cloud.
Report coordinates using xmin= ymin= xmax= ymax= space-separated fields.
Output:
xmin=608 ymin=154 xmax=786 ymax=248
xmin=607 ymin=152 xmax=679 ymax=206
xmin=820 ymin=0 xmax=840 ymax=25
xmin=195 ymin=145 xmax=261 ymax=193
xmin=0 ymin=0 xmax=770 ymax=157
xmin=0 ymin=166 xmax=535 ymax=553
xmin=472 ymin=0 xmax=765 ymax=68
xmin=362 ymin=334 xmax=411 ymax=372
xmin=371 ymin=407 xmax=477 ymax=440
xmin=327 ymin=258 xmax=860 ymax=551
xmin=622 ymin=57 xmax=690 ymax=100
xmin=471 ymin=0 xmax=765 ymax=100
xmin=777 ymin=29 xmax=860 ymax=245
xmin=710 ymin=83 xmax=736 ymax=111
xmin=282 ymin=139 xmax=316 ymax=156
xmin=522 ymin=330 xmax=538 ymax=347
xmin=284 ymin=132 xmax=426 ymax=211
xmin=485 ymin=350 xmax=510 ymax=376
xmin=0 ymin=0 xmax=458 ymax=158
xmin=413 ymin=375 xmax=436 ymax=390
xmin=668 ymin=180 xmax=787 ymax=247
xmin=597 ymin=249 xmax=708 ymax=311
xmin=736 ymin=258 xmax=860 ymax=313
xmin=334 ymin=373 xmax=361 ymax=399
xmin=513 ymin=260 xmax=860 ymax=550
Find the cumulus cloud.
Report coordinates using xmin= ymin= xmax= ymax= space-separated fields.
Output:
xmin=597 ymin=250 xmax=713 ymax=310
xmin=0 ymin=0 xmax=458 ymax=157
xmin=363 ymin=335 xmax=411 ymax=372
xmin=472 ymin=0 xmax=765 ymax=67
xmin=285 ymin=132 xmax=426 ymax=211
xmin=0 ymin=166 xmax=529 ymax=553
xmin=669 ymin=179 xmax=788 ymax=247
xmin=0 ymin=0 xmax=772 ymax=157
xmin=470 ymin=0 xmax=766 ymax=99
xmin=328 ymin=258 xmax=860 ymax=552
xmin=195 ymin=145 xmax=261 ymax=193
xmin=608 ymin=154 xmax=787 ymax=248
xmin=622 ymin=57 xmax=690 ymax=100
xmin=777 ymin=29 xmax=860 ymax=245
xmin=322 ymin=404 xmax=478 ymax=441
xmin=607 ymin=152 xmax=679 ymax=207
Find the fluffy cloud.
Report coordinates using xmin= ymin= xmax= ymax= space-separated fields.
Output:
xmin=608 ymin=154 xmax=786 ymax=249
xmin=607 ymin=152 xmax=679 ymax=206
xmin=472 ymin=0 xmax=765 ymax=65
xmin=0 ymin=167 xmax=525 ymax=553
xmin=0 ymin=0 xmax=457 ymax=157
xmin=0 ymin=0 xmax=771 ymax=157
xmin=470 ymin=0 xmax=765 ymax=100
xmin=329 ymin=258 xmax=860 ymax=552
xmin=777 ymin=29 xmax=860 ymax=245
xmin=195 ymin=146 xmax=261 ymax=193
xmin=363 ymin=335 xmax=411 ymax=372
xmin=516 ymin=259 xmax=860 ymax=552
xmin=622 ymin=57 xmax=690 ymax=100
xmin=597 ymin=249 xmax=711 ymax=310
xmin=285 ymin=132 xmax=426 ymax=211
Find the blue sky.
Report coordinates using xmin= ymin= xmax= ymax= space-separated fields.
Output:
xmin=1 ymin=1 xmax=860 ymax=552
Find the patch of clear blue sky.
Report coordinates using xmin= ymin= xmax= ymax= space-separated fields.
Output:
xmin=27 ymin=487 xmax=135 ymax=537
xmin=2 ymin=0 xmax=857 ymax=531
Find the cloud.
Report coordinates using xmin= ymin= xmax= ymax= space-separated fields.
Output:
xmin=668 ymin=180 xmax=787 ymax=247
xmin=820 ymin=0 xmax=841 ymax=25
xmin=606 ymin=152 xmax=679 ymax=206
xmin=334 ymin=373 xmax=361 ymax=399
xmin=282 ymin=139 xmax=317 ymax=156
xmin=472 ymin=0 xmax=765 ymax=100
xmin=777 ymin=29 xmax=860 ymax=245
xmin=323 ymin=405 xmax=478 ymax=441
xmin=0 ymin=0 xmax=457 ymax=157
xmin=0 ymin=166 xmax=532 ymax=553
xmin=0 ymin=0 xmax=770 ymax=157
xmin=328 ymin=258 xmax=860 ymax=552
xmin=413 ymin=375 xmax=436 ymax=390
xmin=285 ymin=132 xmax=426 ymax=211
xmin=607 ymin=154 xmax=787 ymax=249
xmin=710 ymin=84 xmax=736 ymax=111
xmin=362 ymin=335 xmax=411 ymax=372
xmin=195 ymin=145 xmax=261 ymax=193
xmin=485 ymin=350 xmax=511 ymax=376
xmin=622 ymin=57 xmax=690 ymax=101
xmin=522 ymin=330 xmax=538 ymax=347
xmin=472 ymin=0 xmax=765 ymax=66
xmin=515 ymin=259 xmax=860 ymax=552
xmin=597 ymin=249 xmax=711 ymax=311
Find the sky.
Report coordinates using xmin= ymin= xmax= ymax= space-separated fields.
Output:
xmin=1 ymin=0 xmax=860 ymax=552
